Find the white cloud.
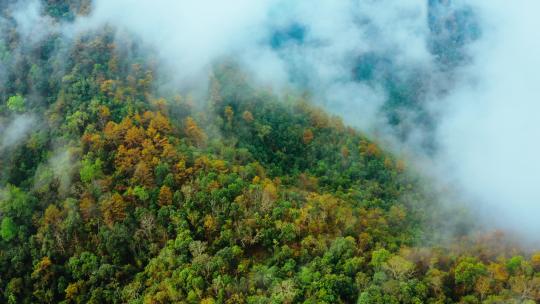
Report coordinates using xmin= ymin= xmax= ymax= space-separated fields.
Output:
xmin=11 ymin=0 xmax=57 ymax=44
xmin=436 ymin=0 xmax=540 ymax=236
xmin=71 ymin=0 xmax=432 ymax=129
xmin=0 ymin=114 xmax=36 ymax=151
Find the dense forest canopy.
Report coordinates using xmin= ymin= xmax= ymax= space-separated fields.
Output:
xmin=1 ymin=1 xmax=539 ymax=304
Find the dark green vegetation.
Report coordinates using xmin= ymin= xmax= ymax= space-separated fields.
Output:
xmin=1 ymin=1 xmax=540 ymax=304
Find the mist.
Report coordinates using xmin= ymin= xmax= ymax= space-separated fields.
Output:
xmin=436 ymin=1 xmax=540 ymax=237
xmin=0 ymin=114 xmax=35 ymax=152
xmin=73 ymin=0 xmax=434 ymax=131
xmin=3 ymin=0 xmax=540 ymax=240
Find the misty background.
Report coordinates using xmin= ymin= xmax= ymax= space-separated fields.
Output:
xmin=2 ymin=0 xmax=540 ymax=241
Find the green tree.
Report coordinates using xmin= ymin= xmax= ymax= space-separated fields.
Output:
xmin=6 ymin=95 xmax=25 ymax=112
xmin=455 ymin=258 xmax=487 ymax=287
xmin=1 ymin=217 xmax=16 ymax=241
xmin=80 ymin=157 xmax=103 ymax=183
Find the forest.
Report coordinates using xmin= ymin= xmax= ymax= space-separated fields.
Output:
xmin=1 ymin=1 xmax=540 ymax=303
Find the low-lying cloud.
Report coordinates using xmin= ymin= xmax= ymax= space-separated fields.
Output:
xmin=436 ymin=0 xmax=540 ymax=236
xmin=74 ymin=0 xmax=432 ymax=130
xmin=0 ymin=114 xmax=35 ymax=152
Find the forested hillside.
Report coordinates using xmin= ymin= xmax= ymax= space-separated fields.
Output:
xmin=1 ymin=1 xmax=540 ymax=304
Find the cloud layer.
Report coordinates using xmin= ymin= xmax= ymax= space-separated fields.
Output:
xmin=436 ymin=0 xmax=540 ymax=236
xmin=74 ymin=0 xmax=432 ymax=131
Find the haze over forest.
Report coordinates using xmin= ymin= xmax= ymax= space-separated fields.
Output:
xmin=1 ymin=1 xmax=540 ymax=303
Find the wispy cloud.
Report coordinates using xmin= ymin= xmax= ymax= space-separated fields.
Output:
xmin=0 ymin=114 xmax=36 ymax=152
